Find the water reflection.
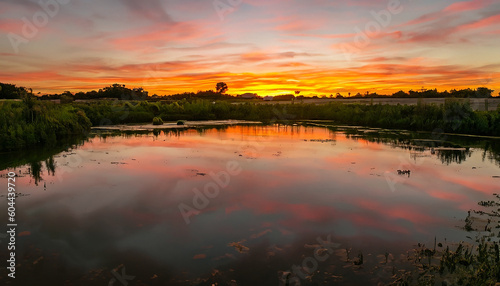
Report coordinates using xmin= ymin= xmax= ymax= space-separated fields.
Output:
xmin=29 ymin=161 xmax=42 ymax=186
xmin=7 ymin=125 xmax=500 ymax=185
xmin=340 ymin=126 xmax=498 ymax=166
xmin=1 ymin=125 xmax=499 ymax=285
xmin=24 ymin=156 xmax=57 ymax=186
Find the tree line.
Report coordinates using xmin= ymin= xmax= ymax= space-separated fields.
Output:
xmin=1 ymin=82 xmax=498 ymax=100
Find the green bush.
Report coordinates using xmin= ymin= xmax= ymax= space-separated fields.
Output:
xmin=153 ymin=117 xmax=163 ymax=125
xmin=0 ymin=100 xmax=92 ymax=151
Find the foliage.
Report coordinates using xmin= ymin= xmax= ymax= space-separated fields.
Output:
xmin=392 ymin=194 xmax=500 ymax=285
xmin=60 ymin=93 xmax=74 ymax=104
xmin=152 ymin=117 xmax=163 ymax=125
xmin=69 ymin=99 xmax=500 ymax=136
xmin=0 ymin=82 xmax=27 ymax=99
xmin=37 ymin=83 xmax=148 ymax=101
xmin=162 ymin=90 xmax=234 ymax=101
xmin=273 ymin=94 xmax=295 ymax=101
xmin=2 ymin=97 xmax=500 ymax=151
xmin=216 ymin=82 xmax=228 ymax=94
xmin=0 ymin=99 xmax=92 ymax=151
xmin=3 ymin=81 xmax=499 ymax=101
xmin=350 ymin=87 xmax=495 ymax=99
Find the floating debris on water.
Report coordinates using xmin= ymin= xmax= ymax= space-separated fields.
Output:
xmin=228 ymin=241 xmax=249 ymax=253
xmin=304 ymin=139 xmax=336 ymax=143
xmin=397 ymin=170 xmax=411 ymax=176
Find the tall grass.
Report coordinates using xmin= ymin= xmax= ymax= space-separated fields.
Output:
xmin=0 ymin=99 xmax=91 ymax=151
xmin=392 ymin=194 xmax=500 ymax=285
xmin=2 ymin=98 xmax=500 ymax=151
xmin=74 ymin=99 xmax=500 ymax=136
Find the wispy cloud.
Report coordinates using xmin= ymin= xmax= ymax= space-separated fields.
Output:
xmin=0 ymin=0 xmax=499 ymax=95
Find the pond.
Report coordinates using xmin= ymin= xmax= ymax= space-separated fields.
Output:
xmin=1 ymin=124 xmax=500 ymax=285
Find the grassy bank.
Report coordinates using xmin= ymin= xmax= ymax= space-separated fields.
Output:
xmin=0 ymin=97 xmax=91 ymax=151
xmin=1 ymin=98 xmax=500 ymax=151
xmin=73 ymin=99 xmax=500 ymax=136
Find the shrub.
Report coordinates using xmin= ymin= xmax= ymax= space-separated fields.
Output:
xmin=152 ymin=117 xmax=163 ymax=125
xmin=177 ymin=120 xmax=185 ymax=125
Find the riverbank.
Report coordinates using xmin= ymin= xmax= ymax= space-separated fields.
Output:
xmin=92 ymin=120 xmax=262 ymax=131
xmin=0 ymin=99 xmax=91 ymax=151
xmin=73 ymin=99 xmax=500 ymax=136
xmin=1 ymin=98 xmax=500 ymax=151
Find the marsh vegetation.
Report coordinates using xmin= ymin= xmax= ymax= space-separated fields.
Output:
xmin=2 ymin=97 xmax=500 ymax=152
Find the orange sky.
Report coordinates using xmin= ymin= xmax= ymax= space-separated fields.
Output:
xmin=1 ymin=0 xmax=500 ymax=96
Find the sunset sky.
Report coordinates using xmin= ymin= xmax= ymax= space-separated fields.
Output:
xmin=1 ymin=0 xmax=500 ymax=96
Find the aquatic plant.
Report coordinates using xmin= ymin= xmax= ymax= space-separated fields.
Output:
xmin=391 ymin=194 xmax=500 ymax=286
xmin=152 ymin=117 xmax=163 ymax=125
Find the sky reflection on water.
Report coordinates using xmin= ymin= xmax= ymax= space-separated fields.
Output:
xmin=1 ymin=125 xmax=499 ymax=285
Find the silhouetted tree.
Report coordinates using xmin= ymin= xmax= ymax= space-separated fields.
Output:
xmin=0 ymin=82 xmax=24 ymax=99
xmin=476 ymin=87 xmax=493 ymax=98
xmin=393 ymin=90 xmax=408 ymax=98
xmin=216 ymin=82 xmax=228 ymax=94
xmin=60 ymin=91 xmax=74 ymax=104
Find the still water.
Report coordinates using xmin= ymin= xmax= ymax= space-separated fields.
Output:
xmin=1 ymin=124 xmax=499 ymax=285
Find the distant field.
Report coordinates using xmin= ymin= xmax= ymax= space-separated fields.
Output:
xmin=252 ymin=97 xmax=500 ymax=111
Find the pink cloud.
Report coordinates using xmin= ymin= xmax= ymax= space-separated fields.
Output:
xmin=457 ymin=14 xmax=500 ymax=31
xmin=0 ymin=19 xmax=22 ymax=33
xmin=443 ymin=0 xmax=492 ymax=13
xmin=274 ymin=18 xmax=320 ymax=32
xmin=404 ymin=0 xmax=493 ymax=27
xmin=110 ymin=20 xmax=214 ymax=52
xmin=270 ymin=13 xmax=327 ymax=34
xmin=403 ymin=12 xmax=442 ymax=27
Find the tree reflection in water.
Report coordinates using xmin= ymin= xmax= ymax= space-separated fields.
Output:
xmin=5 ymin=126 xmax=500 ymax=183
